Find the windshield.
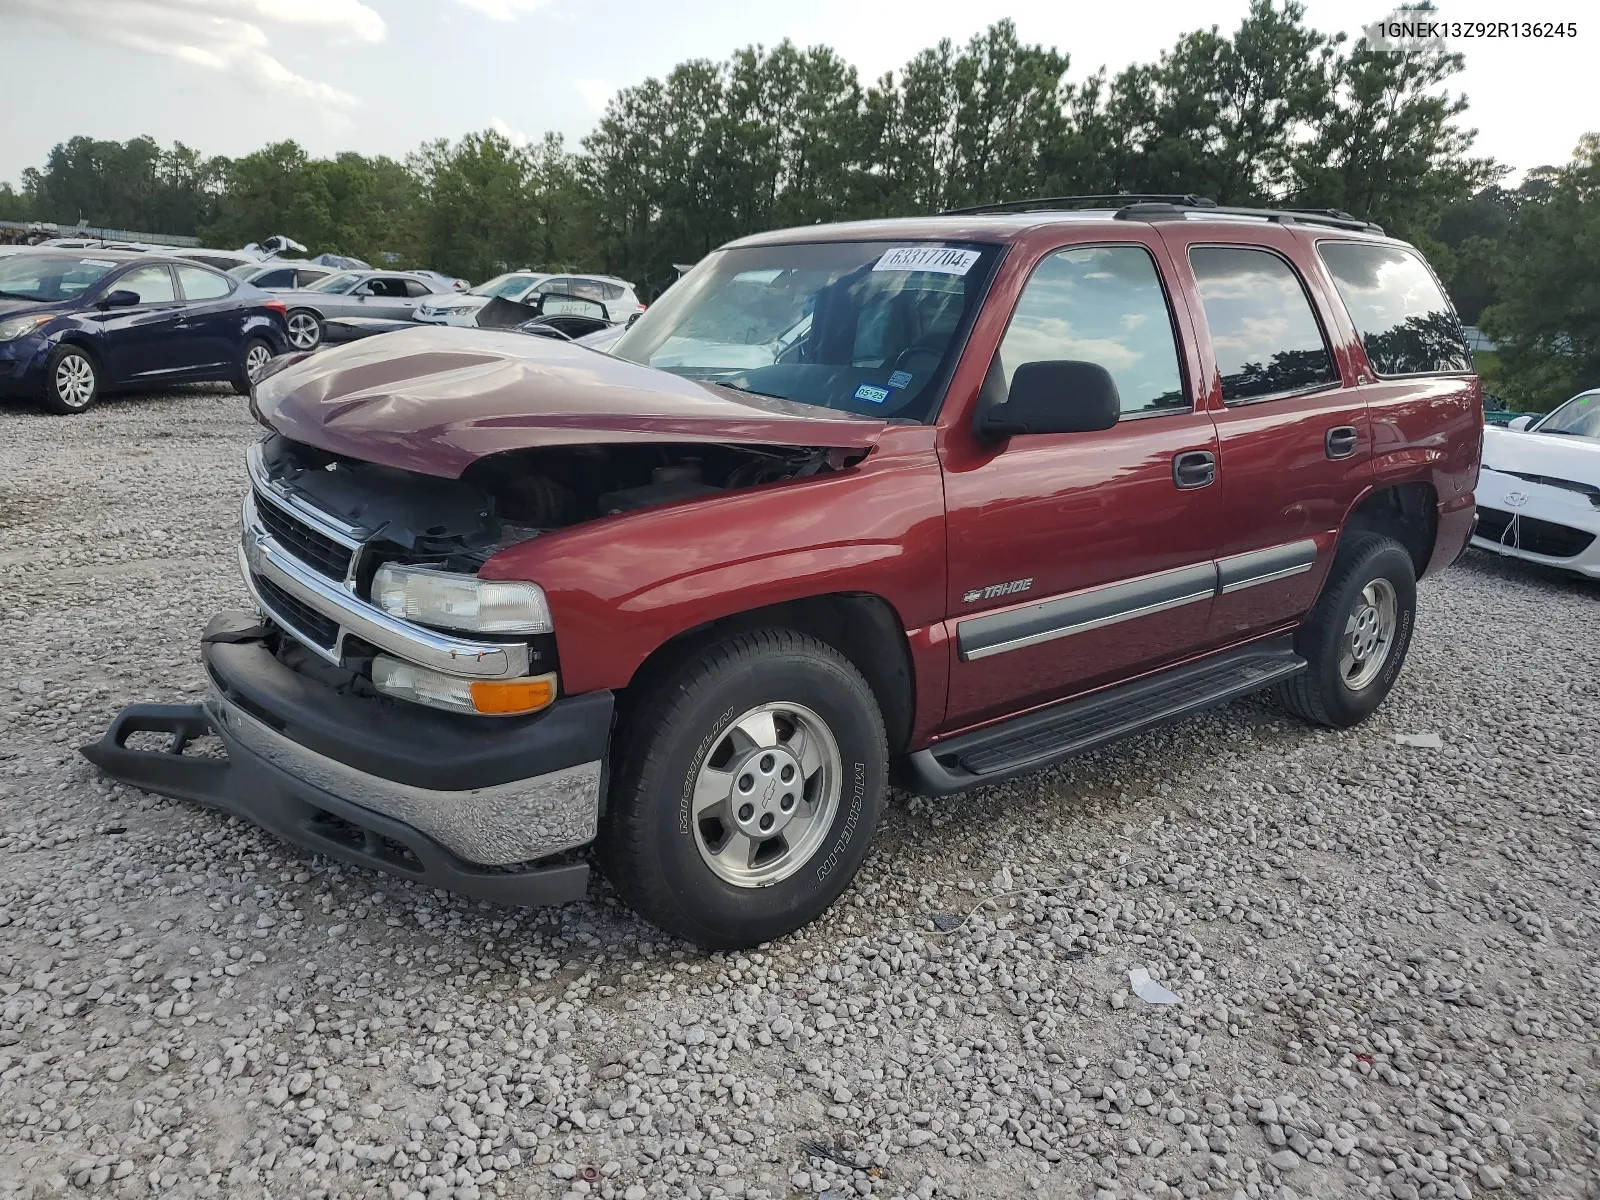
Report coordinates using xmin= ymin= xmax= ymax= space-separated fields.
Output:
xmin=1534 ymin=392 xmax=1600 ymax=439
xmin=306 ymin=272 xmax=361 ymax=294
xmin=469 ymin=273 xmax=542 ymax=299
xmin=0 ymin=254 xmax=118 ymax=302
xmin=612 ymin=241 xmax=998 ymax=421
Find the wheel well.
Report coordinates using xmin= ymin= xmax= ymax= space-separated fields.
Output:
xmin=53 ymin=336 xmax=101 ymax=367
xmin=1344 ymin=483 xmax=1437 ymax=577
xmin=622 ymin=593 xmax=916 ymax=754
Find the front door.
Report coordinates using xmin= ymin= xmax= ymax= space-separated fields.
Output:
xmin=942 ymin=238 xmax=1222 ymax=730
xmin=1157 ymin=230 xmax=1374 ymax=643
xmin=94 ymin=265 xmax=189 ymax=383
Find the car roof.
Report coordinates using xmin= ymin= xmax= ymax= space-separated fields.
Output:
xmin=12 ymin=247 xmax=181 ymax=264
xmin=728 ymin=209 xmax=1402 ymax=249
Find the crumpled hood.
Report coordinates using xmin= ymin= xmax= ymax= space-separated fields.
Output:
xmin=1483 ymin=425 xmax=1600 ymax=486
xmin=252 ymin=325 xmax=887 ymax=478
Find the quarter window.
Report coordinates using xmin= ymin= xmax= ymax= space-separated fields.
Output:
xmin=995 ymin=245 xmax=1187 ymax=417
xmin=1317 ymin=242 xmax=1471 ymax=376
xmin=1189 ymin=246 xmax=1336 ymax=403
xmin=114 ymin=266 xmax=176 ymax=305
xmin=177 ymin=265 xmax=232 ymax=300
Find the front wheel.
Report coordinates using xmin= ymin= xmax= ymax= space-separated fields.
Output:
xmin=39 ymin=345 xmax=99 ymax=414
xmin=284 ymin=310 xmax=322 ymax=351
xmin=1275 ymin=533 xmax=1417 ymax=728
xmin=599 ymin=629 xmax=887 ymax=949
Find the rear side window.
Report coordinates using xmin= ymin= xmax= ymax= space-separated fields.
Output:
xmin=177 ymin=265 xmax=232 ymax=300
xmin=255 ymin=268 xmax=295 ymax=288
xmin=599 ymin=281 xmax=625 ymax=301
xmin=403 ymin=279 xmax=433 ymax=298
xmin=996 ymin=245 xmax=1187 ymax=417
xmin=1189 ymin=246 xmax=1336 ymax=403
xmin=1317 ymin=242 xmax=1472 ymax=375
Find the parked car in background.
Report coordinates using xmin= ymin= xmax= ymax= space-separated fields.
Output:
xmin=411 ymin=269 xmax=469 ymax=294
xmin=267 ymin=270 xmax=437 ymax=350
xmin=173 ymin=248 xmax=259 ymax=273
xmin=0 ymin=250 xmax=287 ymax=414
xmin=417 ymin=271 xmax=642 ymax=326
xmin=1473 ymin=390 xmax=1600 ymax=578
xmin=310 ymin=253 xmax=370 ymax=271
xmin=228 ymin=261 xmax=339 ymax=291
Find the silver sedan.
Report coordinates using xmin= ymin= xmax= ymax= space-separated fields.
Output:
xmin=269 ymin=271 xmax=439 ymax=350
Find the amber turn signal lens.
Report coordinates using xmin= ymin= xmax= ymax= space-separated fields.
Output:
xmin=469 ymin=673 xmax=557 ymax=715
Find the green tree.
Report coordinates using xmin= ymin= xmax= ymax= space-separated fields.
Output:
xmin=1481 ymin=136 xmax=1600 ymax=410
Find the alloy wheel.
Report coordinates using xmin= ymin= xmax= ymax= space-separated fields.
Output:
xmin=245 ymin=343 xmax=273 ymax=382
xmin=286 ymin=312 xmax=320 ymax=350
xmin=1339 ymin=577 xmax=1397 ymax=691
xmin=54 ymin=354 xmax=95 ymax=409
xmin=690 ymin=702 xmax=843 ymax=887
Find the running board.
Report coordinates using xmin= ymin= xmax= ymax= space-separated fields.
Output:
xmin=899 ymin=637 xmax=1305 ymax=796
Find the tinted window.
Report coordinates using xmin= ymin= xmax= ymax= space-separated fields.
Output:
xmin=254 ymin=268 xmax=295 ymax=288
xmin=115 ymin=265 xmax=176 ymax=304
xmin=403 ymin=279 xmax=432 ymax=298
xmin=177 ymin=265 xmax=232 ymax=300
xmin=1318 ymin=242 xmax=1471 ymax=376
xmin=1190 ymin=246 xmax=1336 ymax=402
xmin=995 ymin=245 xmax=1186 ymax=416
xmin=296 ymin=270 xmax=327 ymax=288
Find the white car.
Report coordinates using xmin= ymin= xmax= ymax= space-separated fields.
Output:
xmin=416 ymin=271 xmax=642 ymax=326
xmin=1473 ymin=390 xmax=1600 ymax=578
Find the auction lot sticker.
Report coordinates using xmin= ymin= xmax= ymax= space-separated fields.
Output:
xmin=873 ymin=247 xmax=981 ymax=275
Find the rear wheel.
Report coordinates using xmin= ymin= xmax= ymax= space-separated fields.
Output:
xmin=233 ymin=337 xmax=274 ymax=395
xmin=1275 ymin=533 xmax=1417 ymax=727
xmin=285 ymin=310 xmax=322 ymax=351
xmin=599 ymin=628 xmax=887 ymax=949
xmin=39 ymin=345 xmax=99 ymax=415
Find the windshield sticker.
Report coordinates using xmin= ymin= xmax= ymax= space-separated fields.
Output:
xmin=80 ymin=259 xmax=117 ymax=267
xmin=854 ymin=383 xmax=890 ymax=404
xmin=887 ymin=370 xmax=913 ymax=390
xmin=872 ymin=247 xmax=981 ymax=276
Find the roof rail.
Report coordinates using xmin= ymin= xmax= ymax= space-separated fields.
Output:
xmin=1114 ymin=198 xmax=1384 ymax=235
xmin=939 ymin=194 xmax=1219 ymax=216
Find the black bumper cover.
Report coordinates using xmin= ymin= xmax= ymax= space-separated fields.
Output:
xmin=81 ymin=612 xmax=614 ymax=908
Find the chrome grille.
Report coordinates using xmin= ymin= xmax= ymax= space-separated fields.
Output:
xmin=254 ymin=493 xmax=354 ymax=581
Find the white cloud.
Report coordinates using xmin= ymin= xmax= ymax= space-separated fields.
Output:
xmin=454 ymin=0 xmax=550 ymax=20
xmin=490 ymin=117 xmax=529 ymax=148
xmin=0 ymin=0 xmax=383 ymax=107
xmin=573 ymin=78 xmax=615 ymax=113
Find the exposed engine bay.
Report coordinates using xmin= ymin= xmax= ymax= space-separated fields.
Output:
xmin=258 ymin=433 xmax=856 ymax=570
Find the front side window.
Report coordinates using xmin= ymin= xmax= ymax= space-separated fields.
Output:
xmin=995 ymin=245 xmax=1186 ymax=417
xmin=613 ymin=240 xmax=999 ymax=421
xmin=177 ymin=265 xmax=232 ymax=300
xmin=1317 ymin=242 xmax=1472 ymax=376
xmin=0 ymin=254 xmax=116 ymax=302
xmin=1189 ymin=246 xmax=1337 ymax=403
xmin=115 ymin=265 xmax=177 ymax=304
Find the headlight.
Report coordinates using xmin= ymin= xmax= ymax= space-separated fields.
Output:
xmin=0 ymin=314 xmax=50 ymax=341
xmin=371 ymin=563 xmax=553 ymax=634
xmin=372 ymin=656 xmax=557 ymax=716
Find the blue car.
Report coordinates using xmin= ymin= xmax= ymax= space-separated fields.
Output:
xmin=0 ymin=250 xmax=290 ymax=415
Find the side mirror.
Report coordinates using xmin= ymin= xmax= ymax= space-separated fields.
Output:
xmin=626 ymin=311 xmax=642 ymax=328
xmin=980 ymin=360 xmax=1121 ymax=438
xmin=1507 ymin=414 xmax=1534 ymax=431
xmin=100 ymin=289 xmax=139 ymax=309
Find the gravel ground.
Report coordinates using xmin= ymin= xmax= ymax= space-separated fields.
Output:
xmin=1 ymin=388 xmax=1597 ymax=1200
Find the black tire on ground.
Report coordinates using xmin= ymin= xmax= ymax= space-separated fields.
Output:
xmin=1274 ymin=533 xmax=1418 ymax=728
xmin=285 ymin=309 xmax=322 ymax=351
xmin=38 ymin=344 xmax=100 ymax=415
xmin=599 ymin=628 xmax=888 ymax=950
xmin=233 ymin=337 xmax=274 ymax=395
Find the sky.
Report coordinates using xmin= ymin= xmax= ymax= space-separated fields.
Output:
xmin=1 ymin=0 xmax=1592 ymax=194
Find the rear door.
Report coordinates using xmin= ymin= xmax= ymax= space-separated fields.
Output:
xmin=941 ymin=235 xmax=1222 ymax=728
xmin=174 ymin=264 xmax=240 ymax=373
xmin=93 ymin=264 xmax=189 ymax=383
xmin=1155 ymin=226 xmax=1374 ymax=643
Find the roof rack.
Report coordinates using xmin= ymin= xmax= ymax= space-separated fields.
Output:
xmin=939 ymin=194 xmax=1218 ymax=216
xmin=1114 ymin=198 xmax=1384 ymax=235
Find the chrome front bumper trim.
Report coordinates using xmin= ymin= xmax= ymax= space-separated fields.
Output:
xmin=204 ymin=690 xmax=600 ymax=866
xmin=239 ymin=491 xmax=530 ymax=679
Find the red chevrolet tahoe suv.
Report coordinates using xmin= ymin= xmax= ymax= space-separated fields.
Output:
xmin=86 ymin=197 xmax=1482 ymax=949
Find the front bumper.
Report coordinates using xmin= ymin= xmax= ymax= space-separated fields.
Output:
xmin=1471 ymin=468 xmax=1600 ymax=578
xmin=82 ymin=613 xmax=613 ymax=907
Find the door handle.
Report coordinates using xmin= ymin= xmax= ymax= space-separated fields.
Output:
xmin=1172 ymin=450 xmax=1216 ymax=490
xmin=1325 ymin=426 xmax=1359 ymax=459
